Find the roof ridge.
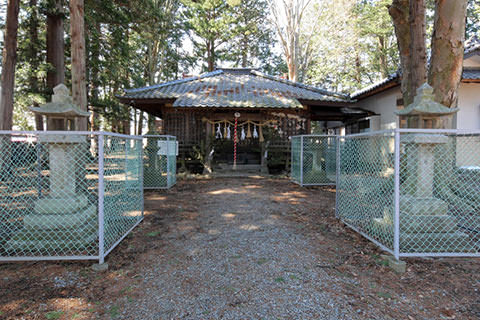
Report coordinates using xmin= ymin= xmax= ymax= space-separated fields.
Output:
xmin=123 ymin=70 xmax=223 ymax=94
xmin=250 ymin=70 xmax=349 ymax=99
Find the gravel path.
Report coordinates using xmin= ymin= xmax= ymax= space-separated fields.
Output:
xmin=118 ymin=178 xmax=370 ymax=319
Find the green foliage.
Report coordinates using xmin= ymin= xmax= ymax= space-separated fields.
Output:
xmin=305 ymin=0 xmax=399 ymax=92
xmin=467 ymin=0 xmax=480 ymax=38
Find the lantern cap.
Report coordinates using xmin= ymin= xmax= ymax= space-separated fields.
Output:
xmin=395 ymin=83 xmax=458 ymax=116
xmin=30 ymin=84 xmax=91 ymax=118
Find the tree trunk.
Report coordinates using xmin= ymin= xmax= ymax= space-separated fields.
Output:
xmin=0 ymin=0 xmax=20 ymax=130
xmin=428 ymin=0 xmax=468 ymax=108
xmin=241 ymin=36 xmax=248 ymax=68
xmin=408 ymin=0 xmax=427 ymax=96
xmin=389 ymin=0 xmax=413 ymax=106
xmin=207 ymin=40 xmax=215 ymax=72
xmin=46 ymin=0 xmax=65 ymax=91
xmin=70 ymin=0 xmax=88 ymax=130
xmin=28 ymin=0 xmax=44 ymax=130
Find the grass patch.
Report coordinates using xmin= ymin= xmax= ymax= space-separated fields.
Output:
xmin=377 ymin=292 xmax=392 ymax=299
xmin=45 ymin=311 xmax=64 ymax=320
xmin=274 ymin=277 xmax=285 ymax=283
xmin=257 ymin=258 xmax=268 ymax=265
xmin=109 ymin=305 xmax=120 ymax=318
xmin=146 ymin=231 xmax=161 ymax=237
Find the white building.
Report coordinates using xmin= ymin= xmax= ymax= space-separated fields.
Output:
xmin=325 ymin=41 xmax=480 ymax=134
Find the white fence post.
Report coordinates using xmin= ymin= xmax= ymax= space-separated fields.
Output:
xmin=394 ymin=129 xmax=400 ymax=260
xmin=98 ymin=133 xmax=105 ymax=264
xmin=300 ymin=135 xmax=304 ymax=186
xmin=335 ymin=136 xmax=340 ymax=218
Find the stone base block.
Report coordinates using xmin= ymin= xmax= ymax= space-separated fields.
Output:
xmin=5 ymin=223 xmax=97 ymax=252
xmin=24 ymin=205 xmax=96 ymax=229
xmin=400 ymin=196 xmax=448 ymax=216
xmin=34 ymin=195 xmax=89 ymax=214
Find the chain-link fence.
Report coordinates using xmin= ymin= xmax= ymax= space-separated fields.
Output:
xmin=291 ymin=135 xmax=336 ymax=186
xmin=143 ymin=135 xmax=177 ymax=189
xmin=0 ymin=131 xmax=144 ymax=263
xmin=337 ymin=129 xmax=480 ymax=259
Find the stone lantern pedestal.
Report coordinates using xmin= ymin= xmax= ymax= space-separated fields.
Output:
xmin=6 ymin=85 xmax=97 ymax=252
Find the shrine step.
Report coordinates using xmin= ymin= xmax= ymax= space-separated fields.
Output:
xmin=216 ymin=164 xmax=261 ymax=172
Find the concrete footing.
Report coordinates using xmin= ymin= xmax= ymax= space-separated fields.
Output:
xmin=380 ymin=254 xmax=406 ymax=273
xmin=91 ymin=263 xmax=109 ymax=272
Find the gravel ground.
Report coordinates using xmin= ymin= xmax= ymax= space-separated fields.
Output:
xmin=3 ymin=176 xmax=478 ymax=319
xmin=117 ymin=178 xmax=369 ymax=319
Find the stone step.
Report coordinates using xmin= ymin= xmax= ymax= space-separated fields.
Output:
xmin=216 ymin=164 xmax=261 ymax=172
xmin=4 ymin=224 xmax=97 ymax=253
xmin=371 ymin=218 xmax=476 ymax=253
xmin=24 ymin=205 xmax=96 ymax=229
xmin=373 ymin=215 xmax=459 ymax=234
xmin=400 ymin=231 xmax=474 ymax=253
xmin=34 ymin=195 xmax=89 ymax=214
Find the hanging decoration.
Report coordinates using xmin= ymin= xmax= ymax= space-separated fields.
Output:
xmin=253 ymin=125 xmax=258 ymax=139
xmin=241 ymin=126 xmax=246 ymax=140
xmin=226 ymin=124 xmax=231 ymax=139
xmin=246 ymin=122 xmax=252 ymax=138
xmin=233 ymin=113 xmax=240 ymax=169
xmin=202 ymin=117 xmax=277 ymax=144
xmin=216 ymin=123 xmax=223 ymax=139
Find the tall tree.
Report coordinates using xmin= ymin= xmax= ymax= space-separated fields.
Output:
xmin=388 ymin=0 xmax=427 ymax=107
xmin=0 ymin=0 xmax=20 ymax=130
xmin=70 ymin=0 xmax=88 ymax=130
xmin=228 ymin=0 xmax=276 ymax=69
xmin=269 ymin=0 xmax=313 ymax=82
xmin=28 ymin=0 xmax=44 ymax=129
xmin=428 ymin=0 xmax=468 ymax=108
xmin=183 ymin=0 xmax=236 ymax=71
xmin=390 ymin=0 xmax=468 ymax=110
xmin=46 ymin=0 xmax=65 ymax=91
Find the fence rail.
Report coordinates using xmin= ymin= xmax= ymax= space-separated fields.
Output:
xmin=291 ymin=135 xmax=336 ymax=186
xmin=336 ymin=129 xmax=480 ymax=259
xmin=143 ymin=135 xmax=177 ymax=189
xmin=0 ymin=131 xmax=144 ymax=263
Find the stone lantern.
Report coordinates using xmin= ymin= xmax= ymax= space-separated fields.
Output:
xmin=6 ymin=84 xmax=96 ymax=252
xmin=30 ymin=84 xmax=91 ymax=131
xmin=382 ymin=83 xmax=472 ymax=253
xmin=395 ymin=83 xmax=458 ymax=129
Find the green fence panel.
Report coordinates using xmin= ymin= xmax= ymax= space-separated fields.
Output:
xmin=0 ymin=131 xmax=143 ymax=262
xmin=336 ymin=131 xmax=396 ymax=253
xmin=291 ymin=135 xmax=336 ymax=186
xmin=143 ymin=135 xmax=177 ymax=189
xmin=398 ymin=131 xmax=480 ymax=255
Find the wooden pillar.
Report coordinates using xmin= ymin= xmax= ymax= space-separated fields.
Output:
xmin=203 ymin=117 xmax=214 ymax=174
xmin=306 ymin=118 xmax=311 ymax=134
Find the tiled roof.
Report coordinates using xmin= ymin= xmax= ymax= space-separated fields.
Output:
xmin=352 ymin=69 xmax=480 ymax=99
xmin=350 ymin=72 xmax=400 ymax=98
xmin=463 ymin=68 xmax=480 ymax=80
xmin=352 ymin=37 xmax=480 ymax=99
xmin=120 ymin=69 xmax=349 ymax=109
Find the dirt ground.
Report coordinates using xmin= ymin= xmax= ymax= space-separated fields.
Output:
xmin=1 ymin=177 xmax=479 ymax=319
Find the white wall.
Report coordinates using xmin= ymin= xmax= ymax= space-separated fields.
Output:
xmin=456 ymin=83 xmax=480 ymax=129
xmin=354 ymin=86 xmax=401 ymax=130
